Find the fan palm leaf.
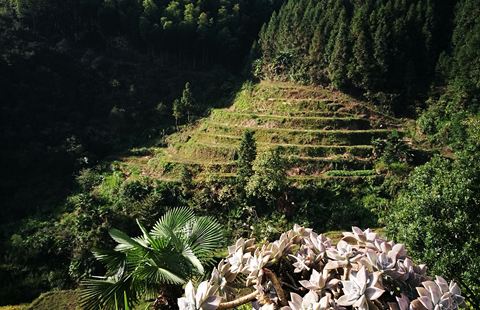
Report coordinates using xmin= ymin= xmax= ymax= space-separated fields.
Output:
xmin=80 ymin=207 xmax=224 ymax=309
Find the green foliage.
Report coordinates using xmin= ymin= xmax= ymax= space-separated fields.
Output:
xmin=256 ymin=0 xmax=454 ymax=110
xmin=179 ymin=166 xmax=194 ymax=196
xmin=180 ymin=82 xmax=195 ymax=122
xmin=96 ymin=171 xmax=124 ymax=203
xmin=416 ymin=92 xmax=479 ymax=153
xmin=120 ymin=178 xmax=153 ymax=202
xmin=76 ymin=169 xmax=103 ymax=192
xmin=250 ymin=211 xmax=288 ymax=242
xmin=80 ymin=207 xmax=224 ymax=310
xmin=447 ymin=0 xmax=480 ymax=100
xmin=387 ymin=155 xmax=480 ymax=306
xmin=325 ymin=170 xmax=375 ymax=177
xmin=372 ymin=130 xmax=411 ymax=165
xmin=173 ymin=99 xmax=184 ymax=128
xmin=246 ymin=147 xmax=288 ymax=205
xmin=237 ymin=130 xmax=257 ymax=186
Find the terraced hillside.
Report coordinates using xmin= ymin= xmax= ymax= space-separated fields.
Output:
xmin=129 ymin=81 xmax=404 ymax=181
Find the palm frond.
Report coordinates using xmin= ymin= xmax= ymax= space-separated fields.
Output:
xmin=151 ymin=207 xmax=195 ymax=238
xmin=82 ymin=208 xmax=224 ymax=309
xmin=148 ymin=235 xmax=170 ymax=251
xmin=92 ymin=248 xmax=127 ymax=275
xmin=109 ymin=228 xmax=146 ymax=252
xmin=80 ymin=274 xmax=136 ymax=310
xmin=134 ymin=258 xmax=186 ymax=285
xmin=136 ymin=219 xmax=153 ymax=245
xmin=186 ymin=216 xmax=224 ymax=259
xmin=124 ymin=291 xmax=130 ymax=310
xmin=182 ymin=245 xmax=204 ymax=275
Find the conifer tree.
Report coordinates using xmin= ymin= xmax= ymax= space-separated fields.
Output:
xmin=450 ymin=0 xmax=480 ymax=99
xmin=328 ymin=9 xmax=349 ymax=89
xmin=180 ymin=82 xmax=195 ymax=122
xmin=373 ymin=11 xmax=390 ymax=89
xmin=348 ymin=4 xmax=375 ymax=91
xmin=237 ymin=130 xmax=257 ymax=186
xmin=172 ymin=98 xmax=183 ymax=129
xmin=180 ymin=165 xmax=194 ymax=197
xmin=246 ymin=147 xmax=287 ymax=206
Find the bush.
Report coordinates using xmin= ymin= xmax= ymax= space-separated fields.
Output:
xmin=120 ymin=178 xmax=153 ymax=201
xmin=76 ymin=169 xmax=102 ymax=192
xmin=372 ymin=130 xmax=410 ymax=164
xmin=387 ymin=155 xmax=480 ymax=306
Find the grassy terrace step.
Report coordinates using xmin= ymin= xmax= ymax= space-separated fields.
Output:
xmin=174 ymin=141 xmax=374 ymax=160
xmin=288 ymin=173 xmax=385 ymax=184
xmin=254 ymin=89 xmax=333 ymax=100
xmin=286 ymin=155 xmax=374 ymax=173
xmin=209 ymin=110 xmax=371 ymax=130
xmin=238 ymin=110 xmax=358 ymax=118
xmin=235 ymin=99 xmax=348 ymax=113
xmin=325 ymin=169 xmax=377 ymax=177
xmin=197 ymin=172 xmax=383 ymax=184
xmin=160 ymin=150 xmax=374 ymax=175
xmin=153 ymin=155 xmax=237 ymax=173
xmin=200 ymin=123 xmax=397 ymax=145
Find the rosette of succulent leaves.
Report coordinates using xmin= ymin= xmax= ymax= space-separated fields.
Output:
xmin=177 ymin=226 xmax=465 ymax=310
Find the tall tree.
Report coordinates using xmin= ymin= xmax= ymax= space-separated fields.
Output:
xmin=180 ymin=82 xmax=195 ymax=122
xmin=328 ymin=9 xmax=349 ymax=89
xmin=348 ymin=4 xmax=375 ymax=90
xmin=237 ymin=130 xmax=257 ymax=186
xmin=246 ymin=147 xmax=287 ymax=207
xmin=172 ymin=98 xmax=183 ymax=129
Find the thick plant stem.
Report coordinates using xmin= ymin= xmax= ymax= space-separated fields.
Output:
xmin=263 ymin=268 xmax=288 ymax=307
xmin=217 ymin=269 xmax=287 ymax=309
xmin=217 ymin=291 xmax=258 ymax=310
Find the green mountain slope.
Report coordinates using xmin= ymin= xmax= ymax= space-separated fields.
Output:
xmin=120 ymin=80 xmax=406 ymax=181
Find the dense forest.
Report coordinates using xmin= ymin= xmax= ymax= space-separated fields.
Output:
xmin=0 ymin=0 xmax=479 ymax=308
xmin=254 ymin=0 xmax=478 ymax=112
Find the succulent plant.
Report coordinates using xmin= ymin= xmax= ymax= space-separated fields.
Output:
xmin=289 ymin=246 xmax=316 ymax=273
xmin=287 ymin=291 xmax=326 ymax=310
xmin=412 ymin=276 xmax=465 ymax=310
xmin=178 ymin=281 xmax=222 ymax=310
xmin=337 ymin=266 xmax=384 ymax=309
xmin=177 ymin=226 xmax=464 ymax=310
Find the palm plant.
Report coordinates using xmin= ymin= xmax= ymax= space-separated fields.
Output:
xmin=80 ymin=207 xmax=224 ymax=310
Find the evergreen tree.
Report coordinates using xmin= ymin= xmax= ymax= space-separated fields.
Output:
xmin=348 ymin=4 xmax=375 ymax=90
xmin=449 ymin=0 xmax=480 ymax=100
xmin=180 ymin=165 xmax=194 ymax=197
xmin=372 ymin=9 xmax=390 ymax=89
xmin=172 ymin=98 xmax=183 ymax=129
xmin=237 ymin=130 xmax=257 ymax=186
xmin=180 ymin=82 xmax=195 ymax=122
xmin=328 ymin=9 xmax=349 ymax=89
xmin=246 ymin=147 xmax=287 ymax=206
xmin=254 ymin=0 xmax=447 ymax=107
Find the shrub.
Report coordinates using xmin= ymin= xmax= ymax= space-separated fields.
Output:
xmin=120 ymin=178 xmax=153 ymax=201
xmin=372 ymin=130 xmax=410 ymax=164
xmin=387 ymin=155 xmax=480 ymax=306
xmin=76 ymin=169 xmax=103 ymax=192
xmin=177 ymin=226 xmax=465 ymax=310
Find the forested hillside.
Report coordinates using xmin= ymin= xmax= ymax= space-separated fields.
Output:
xmin=254 ymin=0 xmax=479 ymax=113
xmin=0 ymin=0 xmax=479 ymax=308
